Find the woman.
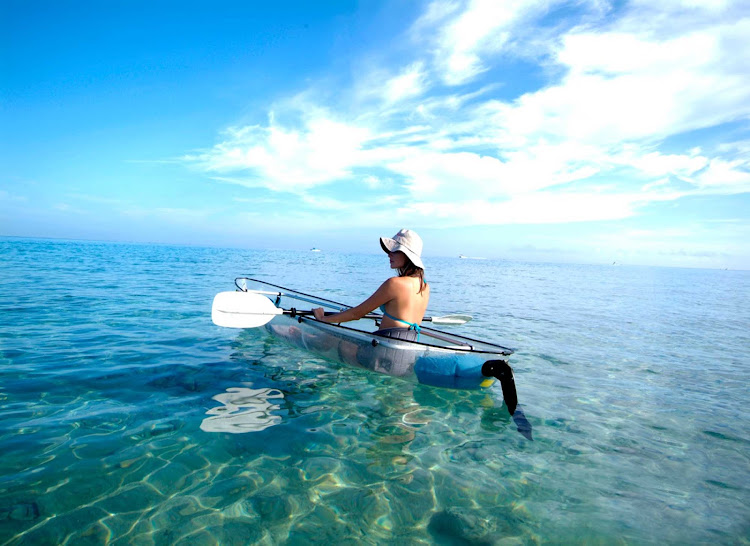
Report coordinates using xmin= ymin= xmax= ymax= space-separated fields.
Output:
xmin=312 ymin=229 xmax=430 ymax=341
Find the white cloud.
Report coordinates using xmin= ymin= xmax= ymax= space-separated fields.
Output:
xmin=422 ymin=0 xmax=552 ymax=85
xmin=299 ymin=194 xmax=351 ymax=211
xmin=362 ymin=175 xmax=382 ymax=188
xmin=187 ymin=0 xmax=750 ymax=233
xmin=50 ymin=202 xmax=88 ymax=215
xmin=531 ymin=20 xmax=750 ymax=144
xmin=385 ymin=146 xmax=602 ymax=198
xmin=558 ymin=30 xmax=718 ymax=76
xmin=717 ymin=139 xmax=750 ymax=156
xmin=188 ymin=116 xmax=372 ymax=192
xmin=399 ymin=190 xmax=641 ymax=226
xmin=384 ymin=62 xmax=428 ymax=103
xmin=619 ymin=151 xmax=708 ymax=179
xmin=694 ymin=158 xmax=750 ymax=191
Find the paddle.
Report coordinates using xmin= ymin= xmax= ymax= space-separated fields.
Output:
xmin=211 ymin=291 xmax=472 ymax=329
xmin=234 ymin=278 xmax=473 ymax=325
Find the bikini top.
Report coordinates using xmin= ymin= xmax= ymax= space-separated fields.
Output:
xmin=379 ymin=304 xmax=421 ymax=335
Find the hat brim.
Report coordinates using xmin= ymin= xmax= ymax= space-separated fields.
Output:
xmin=380 ymin=237 xmax=424 ymax=269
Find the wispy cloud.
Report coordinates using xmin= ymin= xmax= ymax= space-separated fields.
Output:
xmin=185 ymin=0 xmax=750 ymax=231
xmin=186 ymin=117 xmax=373 ymax=192
xmin=383 ymin=62 xmax=428 ymax=103
xmin=52 ymin=202 xmax=88 ymax=214
xmin=0 ymin=190 xmax=28 ymax=202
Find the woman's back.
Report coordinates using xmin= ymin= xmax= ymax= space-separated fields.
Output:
xmin=379 ymin=276 xmax=430 ymax=329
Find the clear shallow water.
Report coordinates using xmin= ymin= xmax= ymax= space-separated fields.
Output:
xmin=1 ymin=237 xmax=748 ymax=544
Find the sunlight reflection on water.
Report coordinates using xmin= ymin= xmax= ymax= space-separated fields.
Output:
xmin=1 ymin=238 xmax=748 ymax=544
xmin=200 ymin=387 xmax=285 ymax=434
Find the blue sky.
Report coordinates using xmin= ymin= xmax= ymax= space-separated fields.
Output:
xmin=2 ymin=0 xmax=749 ymax=269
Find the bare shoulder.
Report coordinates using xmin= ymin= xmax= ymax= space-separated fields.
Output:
xmin=385 ymin=276 xmax=412 ymax=287
xmin=381 ymin=276 xmax=406 ymax=293
xmin=386 ymin=276 xmax=428 ymax=295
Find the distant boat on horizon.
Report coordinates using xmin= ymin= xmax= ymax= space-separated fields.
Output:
xmin=459 ymin=254 xmax=486 ymax=260
xmin=311 ymin=248 xmax=321 ymax=252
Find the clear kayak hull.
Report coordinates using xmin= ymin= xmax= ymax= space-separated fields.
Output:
xmin=241 ymin=279 xmax=515 ymax=392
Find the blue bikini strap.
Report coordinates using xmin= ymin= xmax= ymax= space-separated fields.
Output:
xmin=382 ymin=310 xmax=422 ymax=338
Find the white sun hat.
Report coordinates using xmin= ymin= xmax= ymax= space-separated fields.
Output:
xmin=380 ymin=229 xmax=424 ymax=269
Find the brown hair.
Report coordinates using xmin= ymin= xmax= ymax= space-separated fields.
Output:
xmin=398 ymin=257 xmax=426 ymax=294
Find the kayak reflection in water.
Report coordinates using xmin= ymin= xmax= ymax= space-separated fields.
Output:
xmin=313 ymin=229 xmax=430 ymax=342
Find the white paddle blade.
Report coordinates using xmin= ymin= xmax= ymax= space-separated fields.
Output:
xmin=430 ymin=314 xmax=473 ymax=325
xmin=211 ymin=291 xmax=283 ymax=328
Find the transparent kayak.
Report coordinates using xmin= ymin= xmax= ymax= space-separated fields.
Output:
xmin=236 ymin=279 xmax=517 ymax=403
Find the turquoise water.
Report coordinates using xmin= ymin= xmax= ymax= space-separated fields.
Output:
xmin=1 ymin=238 xmax=748 ymax=544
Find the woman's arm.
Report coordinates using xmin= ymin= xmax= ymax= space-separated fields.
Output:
xmin=313 ymin=279 xmax=397 ymax=324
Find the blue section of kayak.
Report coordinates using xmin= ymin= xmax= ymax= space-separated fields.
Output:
xmin=414 ymin=353 xmax=487 ymax=389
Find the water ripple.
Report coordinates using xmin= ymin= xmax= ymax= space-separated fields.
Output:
xmin=0 ymin=238 xmax=748 ymax=544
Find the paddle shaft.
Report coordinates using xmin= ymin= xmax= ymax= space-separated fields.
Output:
xmin=279 ymin=304 xmax=461 ymax=324
xmin=287 ymin=308 xmax=442 ymax=323
xmin=289 ymin=309 xmax=474 ymax=349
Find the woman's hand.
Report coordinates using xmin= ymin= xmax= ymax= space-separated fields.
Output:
xmin=312 ymin=307 xmax=326 ymax=321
